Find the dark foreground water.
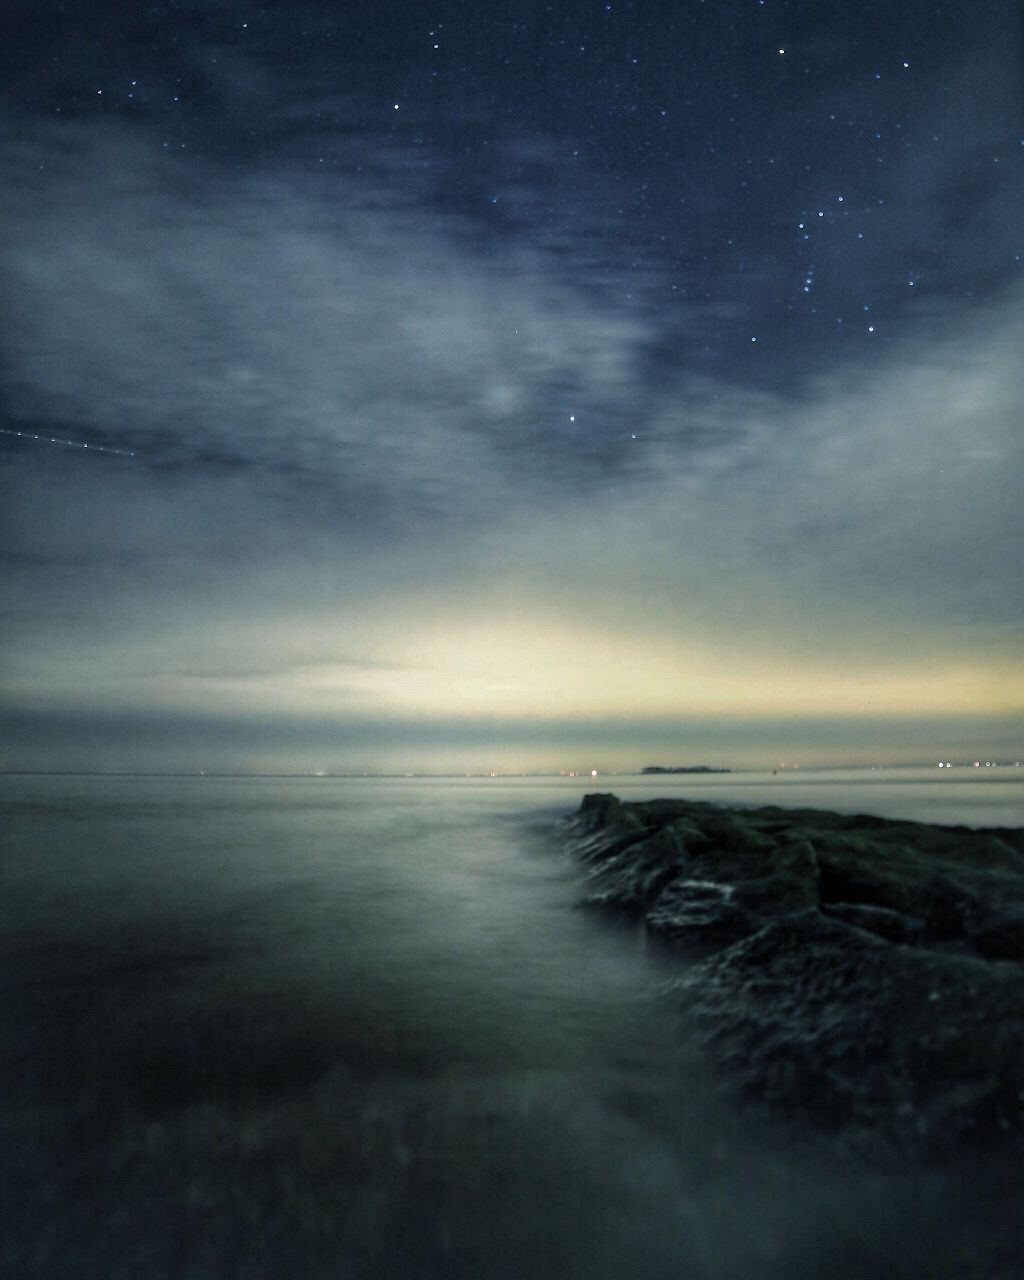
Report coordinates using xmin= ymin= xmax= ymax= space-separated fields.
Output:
xmin=1 ymin=771 xmax=1022 ymax=1279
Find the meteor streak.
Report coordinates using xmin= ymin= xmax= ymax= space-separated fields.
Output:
xmin=0 ymin=428 xmax=134 ymax=457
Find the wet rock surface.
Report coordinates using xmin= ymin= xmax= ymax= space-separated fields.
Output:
xmin=568 ymin=793 xmax=1024 ymax=1153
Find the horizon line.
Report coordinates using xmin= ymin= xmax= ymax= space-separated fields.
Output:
xmin=1 ymin=762 xmax=1021 ymax=780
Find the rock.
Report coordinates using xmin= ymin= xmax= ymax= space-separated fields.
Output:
xmin=968 ymin=909 xmax=1024 ymax=962
xmin=568 ymin=794 xmax=1024 ymax=958
xmin=672 ymin=910 xmax=1024 ymax=1153
xmin=646 ymin=880 xmax=755 ymax=946
xmin=566 ymin=794 xmax=1024 ymax=1153
xmin=822 ymin=901 xmax=927 ymax=944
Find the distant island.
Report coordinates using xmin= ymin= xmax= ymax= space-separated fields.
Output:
xmin=640 ymin=765 xmax=731 ymax=774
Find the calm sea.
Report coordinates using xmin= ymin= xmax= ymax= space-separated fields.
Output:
xmin=1 ymin=769 xmax=1021 ymax=1279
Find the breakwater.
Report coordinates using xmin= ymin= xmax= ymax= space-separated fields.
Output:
xmin=569 ymin=793 xmax=1024 ymax=1154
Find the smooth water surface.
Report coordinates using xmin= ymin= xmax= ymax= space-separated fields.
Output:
xmin=1 ymin=772 xmax=1021 ymax=1278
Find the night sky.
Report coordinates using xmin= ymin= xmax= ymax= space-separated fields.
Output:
xmin=2 ymin=0 xmax=1021 ymax=773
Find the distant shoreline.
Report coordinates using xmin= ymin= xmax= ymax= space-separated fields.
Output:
xmin=640 ymin=766 xmax=731 ymax=775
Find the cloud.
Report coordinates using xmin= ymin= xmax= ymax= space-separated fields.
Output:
xmin=493 ymin=287 xmax=1024 ymax=650
xmin=1 ymin=111 xmax=1020 ymax=765
xmin=0 ymin=123 xmax=662 ymax=531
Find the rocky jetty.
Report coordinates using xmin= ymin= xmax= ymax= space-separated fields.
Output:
xmin=568 ymin=793 xmax=1024 ymax=1153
